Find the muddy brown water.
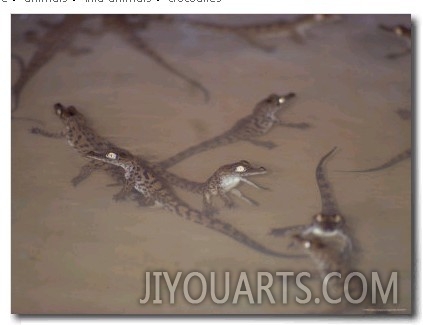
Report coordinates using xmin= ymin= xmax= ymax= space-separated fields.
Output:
xmin=11 ymin=14 xmax=411 ymax=314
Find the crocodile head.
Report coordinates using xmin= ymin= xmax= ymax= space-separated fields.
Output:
xmin=54 ymin=103 xmax=86 ymax=126
xmin=252 ymin=92 xmax=296 ymax=122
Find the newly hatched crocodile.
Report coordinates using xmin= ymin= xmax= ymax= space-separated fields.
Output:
xmin=12 ymin=15 xmax=92 ymax=113
xmin=270 ymin=147 xmax=354 ymax=253
xmin=159 ymin=160 xmax=269 ymax=216
xmin=30 ymin=103 xmax=203 ymax=199
xmin=85 ymin=149 xmax=305 ymax=259
xmin=201 ymin=160 xmax=268 ymax=216
xmin=379 ymin=23 xmax=412 ymax=59
xmin=185 ymin=14 xmax=340 ymax=52
xmin=291 ymin=233 xmax=351 ymax=280
xmin=158 ymin=92 xmax=310 ymax=169
xmin=30 ymin=103 xmax=272 ymax=212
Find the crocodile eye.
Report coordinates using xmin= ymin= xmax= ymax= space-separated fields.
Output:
xmin=395 ymin=27 xmax=403 ymax=35
xmin=106 ymin=152 xmax=118 ymax=160
xmin=235 ymin=165 xmax=246 ymax=172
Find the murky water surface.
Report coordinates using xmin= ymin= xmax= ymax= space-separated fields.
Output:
xmin=11 ymin=14 xmax=411 ymax=314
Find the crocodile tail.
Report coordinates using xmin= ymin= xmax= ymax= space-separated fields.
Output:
xmin=11 ymin=54 xmax=26 ymax=113
xmin=158 ymin=133 xmax=238 ymax=169
xmin=316 ymin=147 xmax=339 ymax=215
xmin=157 ymin=191 xmax=305 ymax=259
xmin=160 ymin=170 xmax=204 ymax=194
xmin=269 ymin=225 xmax=307 ymax=237
xmin=127 ymin=35 xmax=209 ymax=102
xmin=12 ymin=53 xmax=25 ymax=74
xmin=12 ymin=78 xmax=24 ymax=113
xmin=340 ymin=148 xmax=411 ymax=173
xmin=204 ymin=218 xmax=306 ymax=259
xmin=159 ymin=191 xmax=203 ymax=220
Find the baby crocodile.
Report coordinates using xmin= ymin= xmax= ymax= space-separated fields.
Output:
xmin=162 ymin=160 xmax=268 ymax=216
xmin=100 ymin=15 xmax=209 ymax=102
xmin=293 ymin=233 xmax=364 ymax=303
xmin=185 ymin=14 xmax=340 ymax=52
xmin=158 ymin=92 xmax=310 ymax=169
xmin=202 ymin=160 xmax=268 ymax=216
xmin=30 ymin=103 xmax=203 ymax=198
xmin=86 ymin=149 xmax=305 ymax=259
xmin=30 ymin=103 xmax=139 ymax=202
xmin=270 ymin=147 xmax=353 ymax=253
xmin=12 ymin=15 xmax=91 ymax=113
xmin=291 ymin=233 xmax=351 ymax=280
xmin=379 ymin=24 xmax=411 ymax=59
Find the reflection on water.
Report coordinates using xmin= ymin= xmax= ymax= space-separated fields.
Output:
xmin=11 ymin=14 xmax=411 ymax=314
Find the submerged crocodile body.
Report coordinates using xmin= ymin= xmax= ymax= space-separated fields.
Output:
xmin=158 ymin=93 xmax=310 ymax=169
xmin=291 ymin=233 xmax=351 ymax=280
xmin=270 ymin=148 xmax=358 ymax=285
xmin=343 ymin=148 xmax=411 ymax=173
xmin=163 ymin=160 xmax=269 ymax=216
xmin=270 ymin=147 xmax=354 ymax=253
xmin=86 ymin=149 xmax=305 ymax=259
xmin=30 ymin=103 xmax=203 ymax=198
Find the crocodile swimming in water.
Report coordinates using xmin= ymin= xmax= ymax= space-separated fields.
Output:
xmin=86 ymin=149 xmax=306 ymax=259
xmin=30 ymin=103 xmax=304 ymax=258
xmin=30 ymin=103 xmax=272 ymax=214
xmin=158 ymin=92 xmax=310 ymax=169
xmin=30 ymin=103 xmax=205 ymax=203
xmin=158 ymin=160 xmax=269 ymax=216
xmin=270 ymin=147 xmax=354 ymax=254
